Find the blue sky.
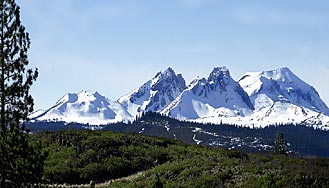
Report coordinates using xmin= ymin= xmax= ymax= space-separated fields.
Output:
xmin=17 ymin=0 xmax=329 ymax=110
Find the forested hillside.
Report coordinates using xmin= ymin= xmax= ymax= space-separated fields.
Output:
xmin=34 ymin=130 xmax=329 ymax=187
xmin=27 ymin=112 xmax=329 ymax=157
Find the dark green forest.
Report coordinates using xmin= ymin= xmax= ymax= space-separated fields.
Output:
xmin=24 ymin=112 xmax=329 ymax=187
xmin=34 ymin=130 xmax=329 ymax=187
xmin=27 ymin=112 xmax=329 ymax=157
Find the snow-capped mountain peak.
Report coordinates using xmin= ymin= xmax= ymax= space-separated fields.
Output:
xmin=56 ymin=90 xmax=102 ymax=106
xmin=208 ymin=66 xmax=230 ymax=81
xmin=156 ymin=67 xmax=175 ymax=78
xmin=262 ymin=67 xmax=292 ymax=81
xmin=152 ymin=67 xmax=186 ymax=91
xmin=261 ymin=67 xmax=307 ymax=86
xmin=163 ymin=66 xmax=254 ymax=120
xmin=207 ymin=67 xmax=254 ymax=110
xmin=117 ymin=67 xmax=186 ymax=117
xmin=239 ymin=67 xmax=329 ymax=114
xmin=30 ymin=67 xmax=329 ymax=129
xmin=31 ymin=90 xmax=133 ymax=125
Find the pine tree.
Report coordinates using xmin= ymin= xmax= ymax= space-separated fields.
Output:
xmin=0 ymin=0 xmax=47 ymax=187
xmin=274 ymin=132 xmax=288 ymax=155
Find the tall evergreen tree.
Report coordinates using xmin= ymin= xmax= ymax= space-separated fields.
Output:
xmin=0 ymin=0 xmax=46 ymax=187
xmin=274 ymin=132 xmax=288 ymax=155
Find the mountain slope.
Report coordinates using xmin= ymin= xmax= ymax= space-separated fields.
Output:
xmin=29 ymin=67 xmax=329 ymax=128
xmin=31 ymin=91 xmax=133 ymax=125
xmin=236 ymin=67 xmax=329 ymax=128
xmin=117 ymin=67 xmax=186 ymax=117
xmin=239 ymin=67 xmax=329 ymax=113
xmin=163 ymin=67 xmax=254 ymax=119
xmin=36 ymin=129 xmax=329 ymax=187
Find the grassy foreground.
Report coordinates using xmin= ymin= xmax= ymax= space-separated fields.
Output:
xmin=35 ymin=130 xmax=329 ymax=187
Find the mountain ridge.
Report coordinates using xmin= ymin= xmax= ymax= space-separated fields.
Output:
xmin=30 ymin=67 xmax=329 ymax=129
xmin=117 ymin=67 xmax=186 ymax=117
xmin=162 ymin=66 xmax=254 ymax=120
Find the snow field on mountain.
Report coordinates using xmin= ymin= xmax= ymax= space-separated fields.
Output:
xmin=30 ymin=67 xmax=329 ymax=129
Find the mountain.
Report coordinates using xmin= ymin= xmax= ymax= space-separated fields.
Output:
xmin=117 ymin=67 xmax=186 ymax=117
xmin=163 ymin=67 xmax=254 ymax=119
xmin=238 ymin=67 xmax=329 ymax=128
xmin=30 ymin=91 xmax=133 ymax=125
xmin=29 ymin=66 xmax=329 ymax=129
xmin=239 ymin=67 xmax=329 ymax=113
xmin=29 ymin=109 xmax=45 ymax=119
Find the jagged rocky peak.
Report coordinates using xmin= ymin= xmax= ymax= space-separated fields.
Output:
xmin=206 ymin=66 xmax=235 ymax=90
xmin=117 ymin=67 xmax=187 ymax=117
xmin=163 ymin=66 xmax=255 ymax=120
xmin=153 ymin=67 xmax=186 ymax=91
xmin=153 ymin=67 xmax=174 ymax=79
xmin=159 ymin=67 xmax=184 ymax=84
xmin=30 ymin=66 xmax=329 ymax=128
xmin=156 ymin=67 xmax=175 ymax=77
xmin=208 ymin=66 xmax=230 ymax=81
